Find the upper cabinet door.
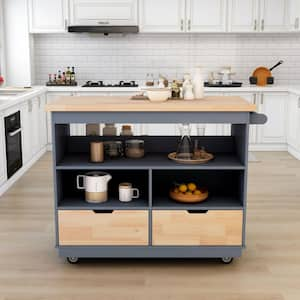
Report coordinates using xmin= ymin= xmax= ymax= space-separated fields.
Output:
xmin=260 ymin=0 xmax=289 ymax=32
xmin=228 ymin=0 xmax=259 ymax=32
xmin=69 ymin=0 xmax=138 ymax=26
xmin=28 ymin=0 xmax=68 ymax=33
xmin=288 ymin=0 xmax=300 ymax=31
xmin=186 ymin=0 xmax=227 ymax=32
xmin=139 ymin=0 xmax=185 ymax=33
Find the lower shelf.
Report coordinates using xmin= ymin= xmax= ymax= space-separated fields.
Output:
xmin=152 ymin=196 xmax=242 ymax=210
xmin=58 ymin=197 xmax=149 ymax=210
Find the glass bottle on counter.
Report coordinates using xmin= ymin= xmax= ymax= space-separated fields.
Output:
xmin=176 ymin=123 xmax=193 ymax=160
xmin=66 ymin=67 xmax=71 ymax=85
xmin=71 ymin=66 xmax=76 ymax=84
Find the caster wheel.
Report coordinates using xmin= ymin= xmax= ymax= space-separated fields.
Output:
xmin=67 ymin=257 xmax=79 ymax=264
xmin=221 ymin=257 xmax=233 ymax=264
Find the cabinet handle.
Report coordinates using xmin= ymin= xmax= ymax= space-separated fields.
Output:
xmin=93 ymin=210 xmax=114 ymax=214
xmin=254 ymin=19 xmax=257 ymax=31
xmin=253 ymin=94 xmax=256 ymax=104
xmin=261 ymin=19 xmax=264 ymax=31
xmin=298 ymin=97 xmax=300 ymax=108
xmin=188 ymin=19 xmax=191 ymax=31
xmin=97 ymin=21 xmax=110 ymax=25
xmin=181 ymin=19 xmax=184 ymax=31
xmin=187 ymin=210 xmax=208 ymax=214
xmin=261 ymin=94 xmax=264 ymax=105
xmin=64 ymin=19 xmax=68 ymax=30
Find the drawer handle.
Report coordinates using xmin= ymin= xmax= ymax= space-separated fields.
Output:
xmin=187 ymin=210 xmax=208 ymax=214
xmin=93 ymin=210 xmax=114 ymax=214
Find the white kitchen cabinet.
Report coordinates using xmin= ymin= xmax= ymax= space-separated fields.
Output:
xmin=0 ymin=112 xmax=6 ymax=186
xmin=69 ymin=0 xmax=138 ymax=26
xmin=38 ymin=94 xmax=48 ymax=150
xmin=287 ymin=93 xmax=300 ymax=150
xmin=257 ymin=93 xmax=287 ymax=144
xmin=28 ymin=0 xmax=68 ymax=33
xmin=186 ymin=0 xmax=227 ymax=32
xmin=228 ymin=0 xmax=259 ymax=32
xmin=139 ymin=0 xmax=185 ymax=32
xmin=260 ymin=0 xmax=289 ymax=32
xmin=21 ymin=98 xmax=40 ymax=163
xmin=288 ymin=0 xmax=300 ymax=31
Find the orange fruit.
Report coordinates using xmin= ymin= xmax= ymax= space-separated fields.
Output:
xmin=179 ymin=184 xmax=188 ymax=193
xmin=194 ymin=190 xmax=201 ymax=195
xmin=187 ymin=183 xmax=197 ymax=192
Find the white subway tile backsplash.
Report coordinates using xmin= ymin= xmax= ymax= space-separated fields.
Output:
xmin=33 ymin=33 xmax=300 ymax=85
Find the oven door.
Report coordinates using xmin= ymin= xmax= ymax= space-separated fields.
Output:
xmin=5 ymin=127 xmax=23 ymax=179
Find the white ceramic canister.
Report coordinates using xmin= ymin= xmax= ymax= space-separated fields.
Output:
xmin=76 ymin=171 xmax=112 ymax=203
xmin=193 ymin=67 xmax=204 ymax=99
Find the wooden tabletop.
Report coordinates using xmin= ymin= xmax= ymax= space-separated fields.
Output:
xmin=45 ymin=96 xmax=257 ymax=112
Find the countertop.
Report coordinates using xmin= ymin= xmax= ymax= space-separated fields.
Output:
xmin=46 ymin=84 xmax=300 ymax=94
xmin=45 ymin=95 xmax=256 ymax=112
xmin=0 ymin=87 xmax=47 ymax=112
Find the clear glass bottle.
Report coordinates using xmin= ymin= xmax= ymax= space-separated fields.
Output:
xmin=103 ymin=123 xmax=117 ymax=136
xmin=176 ymin=123 xmax=193 ymax=160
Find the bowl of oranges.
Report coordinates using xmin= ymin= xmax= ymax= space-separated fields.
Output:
xmin=169 ymin=182 xmax=208 ymax=203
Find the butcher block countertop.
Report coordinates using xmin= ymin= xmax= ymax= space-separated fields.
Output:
xmin=45 ymin=96 xmax=257 ymax=112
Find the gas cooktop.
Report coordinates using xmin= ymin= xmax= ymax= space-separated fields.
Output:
xmin=82 ymin=81 xmax=139 ymax=88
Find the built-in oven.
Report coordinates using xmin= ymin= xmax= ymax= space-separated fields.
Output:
xmin=5 ymin=111 xmax=23 ymax=179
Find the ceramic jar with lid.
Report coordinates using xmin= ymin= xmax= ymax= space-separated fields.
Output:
xmin=121 ymin=125 xmax=133 ymax=136
xmin=125 ymin=140 xmax=145 ymax=159
xmin=103 ymin=123 xmax=117 ymax=136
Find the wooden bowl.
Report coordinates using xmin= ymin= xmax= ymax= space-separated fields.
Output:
xmin=169 ymin=189 xmax=209 ymax=204
xmin=168 ymin=152 xmax=214 ymax=164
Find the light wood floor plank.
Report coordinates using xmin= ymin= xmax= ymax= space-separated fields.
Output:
xmin=0 ymin=151 xmax=299 ymax=299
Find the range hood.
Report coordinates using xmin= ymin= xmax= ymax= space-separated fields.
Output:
xmin=68 ymin=26 xmax=139 ymax=34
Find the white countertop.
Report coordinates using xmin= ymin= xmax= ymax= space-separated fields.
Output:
xmin=0 ymin=87 xmax=46 ymax=112
xmin=1 ymin=84 xmax=300 ymax=113
xmin=46 ymin=84 xmax=300 ymax=94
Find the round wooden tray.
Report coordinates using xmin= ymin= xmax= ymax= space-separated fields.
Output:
xmin=169 ymin=190 xmax=209 ymax=203
xmin=168 ymin=152 xmax=214 ymax=164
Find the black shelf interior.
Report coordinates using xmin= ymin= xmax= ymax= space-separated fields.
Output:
xmin=152 ymin=170 xmax=244 ymax=209
xmin=55 ymin=135 xmax=246 ymax=170
xmin=57 ymin=169 xmax=149 ymax=209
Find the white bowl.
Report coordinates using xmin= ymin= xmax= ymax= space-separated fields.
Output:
xmin=145 ymin=88 xmax=171 ymax=102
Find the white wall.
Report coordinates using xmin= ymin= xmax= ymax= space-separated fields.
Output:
xmin=33 ymin=33 xmax=300 ymax=85
xmin=3 ymin=0 xmax=32 ymax=86
xmin=0 ymin=0 xmax=6 ymax=78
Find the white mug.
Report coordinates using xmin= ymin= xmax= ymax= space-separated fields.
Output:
xmin=119 ymin=183 xmax=139 ymax=203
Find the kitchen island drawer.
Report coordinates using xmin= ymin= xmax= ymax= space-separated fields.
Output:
xmin=58 ymin=210 xmax=148 ymax=246
xmin=153 ymin=210 xmax=243 ymax=246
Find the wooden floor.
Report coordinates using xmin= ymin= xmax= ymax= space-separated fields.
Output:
xmin=0 ymin=152 xmax=300 ymax=299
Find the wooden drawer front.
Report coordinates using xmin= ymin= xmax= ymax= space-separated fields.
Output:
xmin=153 ymin=210 xmax=243 ymax=246
xmin=59 ymin=210 xmax=148 ymax=246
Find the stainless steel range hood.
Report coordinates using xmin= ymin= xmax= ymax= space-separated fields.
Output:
xmin=68 ymin=26 xmax=139 ymax=34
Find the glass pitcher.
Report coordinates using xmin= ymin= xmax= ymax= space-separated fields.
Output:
xmin=176 ymin=123 xmax=193 ymax=159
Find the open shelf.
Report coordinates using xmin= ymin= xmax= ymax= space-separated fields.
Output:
xmin=56 ymin=152 xmax=245 ymax=170
xmin=152 ymin=196 xmax=242 ymax=210
xmin=58 ymin=197 xmax=149 ymax=210
xmin=152 ymin=169 xmax=244 ymax=210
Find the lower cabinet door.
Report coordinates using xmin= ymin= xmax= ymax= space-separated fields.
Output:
xmin=58 ymin=210 xmax=148 ymax=246
xmin=153 ymin=210 xmax=243 ymax=246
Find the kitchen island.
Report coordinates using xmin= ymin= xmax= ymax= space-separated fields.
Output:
xmin=46 ymin=96 xmax=266 ymax=264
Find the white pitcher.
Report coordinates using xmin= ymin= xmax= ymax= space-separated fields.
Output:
xmin=76 ymin=171 xmax=112 ymax=203
xmin=193 ymin=67 xmax=204 ymax=99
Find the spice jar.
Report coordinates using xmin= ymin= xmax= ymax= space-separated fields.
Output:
xmin=121 ymin=125 xmax=133 ymax=136
xmin=104 ymin=141 xmax=123 ymax=159
xmin=103 ymin=123 xmax=117 ymax=136
xmin=125 ymin=140 xmax=145 ymax=159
